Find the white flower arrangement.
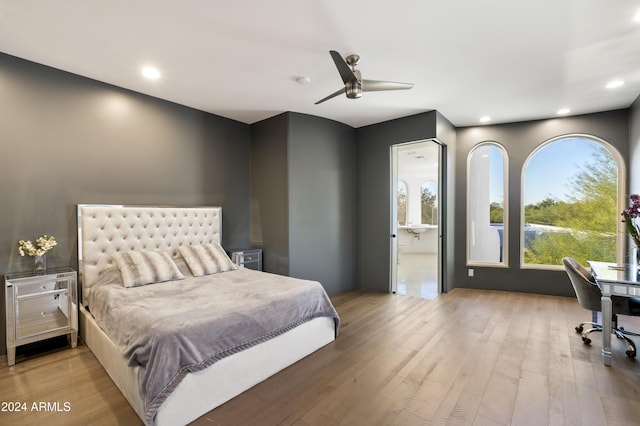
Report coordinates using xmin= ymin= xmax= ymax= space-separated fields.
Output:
xmin=18 ymin=234 xmax=57 ymax=257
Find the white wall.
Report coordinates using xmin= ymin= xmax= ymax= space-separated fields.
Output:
xmin=398 ymin=228 xmax=438 ymax=254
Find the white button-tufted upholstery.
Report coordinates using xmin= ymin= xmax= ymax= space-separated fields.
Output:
xmin=78 ymin=205 xmax=222 ymax=306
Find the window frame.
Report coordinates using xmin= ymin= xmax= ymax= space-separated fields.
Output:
xmin=520 ymin=134 xmax=626 ymax=270
xmin=466 ymin=141 xmax=509 ymax=267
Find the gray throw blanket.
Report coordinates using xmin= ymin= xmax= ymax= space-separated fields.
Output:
xmin=89 ymin=267 xmax=340 ymax=425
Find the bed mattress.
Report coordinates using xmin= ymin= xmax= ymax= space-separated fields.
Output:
xmin=88 ymin=266 xmax=339 ymax=424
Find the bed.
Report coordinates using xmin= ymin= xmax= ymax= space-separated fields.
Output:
xmin=77 ymin=204 xmax=339 ymax=425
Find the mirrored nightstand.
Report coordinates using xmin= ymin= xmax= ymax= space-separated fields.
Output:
xmin=228 ymin=248 xmax=262 ymax=271
xmin=5 ymin=268 xmax=78 ymax=366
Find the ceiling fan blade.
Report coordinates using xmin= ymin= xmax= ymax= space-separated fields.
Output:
xmin=330 ymin=50 xmax=357 ymax=84
xmin=362 ymin=79 xmax=414 ymax=92
xmin=315 ymin=87 xmax=346 ymax=105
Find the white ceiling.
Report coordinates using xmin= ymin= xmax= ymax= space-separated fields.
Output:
xmin=1 ymin=0 xmax=639 ymax=128
xmin=397 ymin=142 xmax=440 ymax=182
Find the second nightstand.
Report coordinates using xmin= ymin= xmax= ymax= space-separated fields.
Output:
xmin=5 ymin=268 xmax=78 ymax=366
xmin=228 ymin=248 xmax=262 ymax=271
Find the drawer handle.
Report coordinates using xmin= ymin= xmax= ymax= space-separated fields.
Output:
xmin=41 ymin=285 xmax=47 ymax=290
xmin=41 ymin=312 xmax=47 ymax=316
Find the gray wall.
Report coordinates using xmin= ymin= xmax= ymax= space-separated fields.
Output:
xmin=0 ymin=52 xmax=251 ymax=354
xmin=250 ymin=112 xmax=357 ymax=295
xmin=355 ymin=111 xmax=445 ymax=293
xmin=455 ymin=109 xmax=630 ymax=296
xmin=436 ymin=112 xmax=458 ymax=293
xmin=250 ymin=114 xmax=290 ymax=275
xmin=288 ymin=113 xmax=357 ymax=295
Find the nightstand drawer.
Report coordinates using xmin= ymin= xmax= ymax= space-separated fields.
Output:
xmin=15 ymin=277 xmax=68 ymax=297
xmin=15 ymin=292 xmax=70 ymax=339
xmin=243 ymin=252 xmax=260 ymax=262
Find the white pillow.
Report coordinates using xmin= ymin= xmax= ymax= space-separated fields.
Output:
xmin=178 ymin=243 xmax=237 ymax=277
xmin=112 ymin=251 xmax=185 ymax=288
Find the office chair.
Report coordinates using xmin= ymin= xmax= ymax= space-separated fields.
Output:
xmin=562 ymin=257 xmax=640 ymax=358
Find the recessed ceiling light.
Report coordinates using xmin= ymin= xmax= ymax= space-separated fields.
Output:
xmin=557 ymin=108 xmax=571 ymax=115
xmin=633 ymin=10 xmax=640 ymax=22
xmin=606 ymin=80 xmax=624 ymax=89
xmin=142 ymin=66 xmax=160 ymax=80
xmin=479 ymin=116 xmax=491 ymax=123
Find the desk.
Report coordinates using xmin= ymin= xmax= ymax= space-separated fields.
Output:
xmin=588 ymin=261 xmax=640 ymax=365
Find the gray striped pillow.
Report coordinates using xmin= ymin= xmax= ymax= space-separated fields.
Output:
xmin=112 ymin=251 xmax=185 ymax=288
xmin=178 ymin=243 xmax=237 ymax=277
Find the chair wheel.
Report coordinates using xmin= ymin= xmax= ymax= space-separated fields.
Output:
xmin=582 ymin=337 xmax=591 ymax=345
xmin=626 ymin=350 xmax=636 ymax=359
xmin=575 ymin=325 xmax=584 ymax=333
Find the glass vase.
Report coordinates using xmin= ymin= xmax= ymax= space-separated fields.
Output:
xmin=34 ymin=255 xmax=47 ymax=273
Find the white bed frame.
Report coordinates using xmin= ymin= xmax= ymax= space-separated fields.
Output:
xmin=77 ymin=205 xmax=335 ymax=425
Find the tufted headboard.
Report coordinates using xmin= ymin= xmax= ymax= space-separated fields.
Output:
xmin=77 ymin=204 xmax=222 ymax=307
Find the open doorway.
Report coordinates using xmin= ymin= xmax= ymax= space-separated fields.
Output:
xmin=391 ymin=140 xmax=442 ymax=298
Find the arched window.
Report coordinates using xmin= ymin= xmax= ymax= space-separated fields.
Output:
xmin=397 ymin=181 xmax=407 ymax=226
xmin=467 ymin=142 xmax=508 ymax=265
xmin=521 ymin=135 xmax=624 ymax=268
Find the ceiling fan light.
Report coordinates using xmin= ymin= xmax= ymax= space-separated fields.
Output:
xmin=346 ymin=80 xmax=363 ymax=99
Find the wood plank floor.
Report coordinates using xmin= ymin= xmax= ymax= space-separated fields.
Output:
xmin=2 ymin=288 xmax=640 ymax=425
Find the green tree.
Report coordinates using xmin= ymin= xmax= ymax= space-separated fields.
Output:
xmin=561 ymin=146 xmax=617 ymax=233
xmin=489 ymin=202 xmax=503 ymax=223
xmin=525 ymin=146 xmax=617 ymax=265
xmin=524 ymin=197 xmax=573 ymax=226
xmin=397 ymin=183 xmax=407 ymax=225
xmin=421 ymin=187 xmax=436 ymax=224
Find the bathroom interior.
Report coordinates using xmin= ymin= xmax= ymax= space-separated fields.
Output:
xmin=394 ymin=140 xmax=440 ymax=299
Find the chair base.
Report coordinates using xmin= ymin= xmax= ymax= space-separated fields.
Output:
xmin=576 ymin=321 xmax=638 ymax=358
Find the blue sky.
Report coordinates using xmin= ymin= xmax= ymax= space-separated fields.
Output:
xmin=488 ymin=137 xmax=605 ymax=205
xmin=524 ymin=138 xmax=601 ymax=204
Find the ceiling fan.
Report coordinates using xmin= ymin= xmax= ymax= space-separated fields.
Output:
xmin=315 ymin=50 xmax=414 ymax=105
